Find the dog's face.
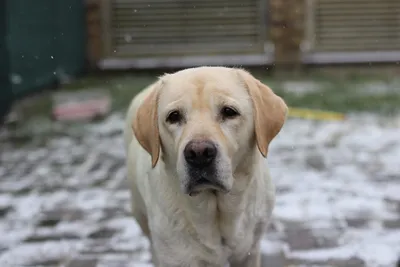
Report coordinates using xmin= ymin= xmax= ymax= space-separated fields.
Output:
xmin=133 ymin=67 xmax=287 ymax=196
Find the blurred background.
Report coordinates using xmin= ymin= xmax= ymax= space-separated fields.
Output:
xmin=0 ymin=0 xmax=399 ymax=266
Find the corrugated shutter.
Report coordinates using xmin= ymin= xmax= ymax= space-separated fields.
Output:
xmin=305 ymin=0 xmax=400 ymax=52
xmin=100 ymin=0 xmax=270 ymax=68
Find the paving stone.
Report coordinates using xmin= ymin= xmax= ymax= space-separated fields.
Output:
xmin=35 ymin=261 xmax=67 ymax=267
xmin=266 ymin=221 xmax=279 ymax=233
xmin=79 ymin=239 xmax=113 ymax=254
xmin=79 ymin=238 xmax=145 ymax=256
xmin=0 ymin=205 xmax=12 ymax=217
xmin=261 ymin=241 xmax=287 ymax=267
xmin=284 ymin=224 xmax=341 ymax=251
xmin=38 ymin=211 xmax=65 ymax=227
xmin=100 ymin=207 xmax=128 ymax=222
xmin=385 ymin=197 xmax=400 ymax=213
xmin=24 ymin=231 xmax=81 ymax=243
xmin=97 ymin=254 xmax=150 ymax=267
xmin=286 ymin=227 xmax=316 ymax=250
xmin=328 ymin=256 xmax=366 ymax=267
xmin=0 ymin=240 xmax=80 ymax=267
xmin=345 ymin=217 xmax=369 ymax=228
xmin=0 ymin=246 xmax=7 ymax=254
xmin=0 ymin=178 xmax=35 ymax=194
xmin=64 ymin=209 xmax=86 ymax=221
xmin=275 ymin=184 xmax=292 ymax=194
xmin=290 ymin=255 xmax=365 ymax=267
xmin=88 ymin=227 xmax=119 ymax=239
xmin=383 ymin=217 xmax=400 ymax=229
xmin=66 ymin=257 xmax=98 ymax=267
xmin=262 ymin=251 xmax=286 ymax=267
xmin=278 ymin=219 xmax=304 ymax=230
xmin=311 ymin=228 xmax=341 ymax=248
xmin=115 ymin=178 xmax=130 ymax=191
xmin=26 ymin=259 xmax=61 ymax=266
xmin=305 ymin=152 xmax=326 ymax=171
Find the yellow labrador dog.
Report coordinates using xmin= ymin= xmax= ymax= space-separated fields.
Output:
xmin=124 ymin=67 xmax=287 ymax=267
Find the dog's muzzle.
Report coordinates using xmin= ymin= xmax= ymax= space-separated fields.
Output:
xmin=183 ymin=140 xmax=227 ymax=196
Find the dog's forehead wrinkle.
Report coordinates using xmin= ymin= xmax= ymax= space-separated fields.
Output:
xmin=161 ymin=77 xmax=246 ymax=111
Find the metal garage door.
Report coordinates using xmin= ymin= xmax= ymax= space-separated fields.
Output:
xmin=302 ymin=0 xmax=400 ymax=64
xmin=99 ymin=0 xmax=273 ymax=69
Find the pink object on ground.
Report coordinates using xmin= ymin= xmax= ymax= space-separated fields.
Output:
xmin=52 ymin=90 xmax=111 ymax=121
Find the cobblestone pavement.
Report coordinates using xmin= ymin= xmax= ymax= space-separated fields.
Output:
xmin=0 ymin=113 xmax=399 ymax=267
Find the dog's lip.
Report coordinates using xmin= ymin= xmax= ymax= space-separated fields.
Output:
xmin=187 ymin=188 xmax=229 ymax=197
xmin=186 ymin=179 xmax=230 ymax=197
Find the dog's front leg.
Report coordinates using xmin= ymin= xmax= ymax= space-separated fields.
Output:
xmin=230 ymin=244 xmax=261 ymax=267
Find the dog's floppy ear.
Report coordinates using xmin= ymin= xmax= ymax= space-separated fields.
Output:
xmin=132 ymin=81 xmax=163 ymax=168
xmin=236 ymin=69 xmax=288 ymax=157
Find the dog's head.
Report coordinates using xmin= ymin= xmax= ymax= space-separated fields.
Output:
xmin=132 ymin=67 xmax=287 ymax=196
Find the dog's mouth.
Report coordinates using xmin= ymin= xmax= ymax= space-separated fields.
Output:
xmin=186 ymin=177 xmax=229 ymax=197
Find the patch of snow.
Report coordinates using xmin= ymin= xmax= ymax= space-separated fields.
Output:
xmin=355 ymin=81 xmax=398 ymax=96
xmin=260 ymin=239 xmax=286 ymax=254
xmin=290 ymin=244 xmax=356 ymax=261
xmin=282 ymin=81 xmax=325 ymax=95
xmin=0 ymin=194 xmax=12 ymax=208
xmin=0 ymin=224 xmax=32 ymax=248
xmin=10 ymin=194 xmax=43 ymax=222
xmin=107 ymin=217 xmax=144 ymax=240
xmin=0 ymin=240 xmax=81 ymax=266
xmin=89 ymin=114 xmax=124 ymax=136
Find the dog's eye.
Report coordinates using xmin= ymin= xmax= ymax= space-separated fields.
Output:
xmin=221 ymin=106 xmax=240 ymax=119
xmin=166 ymin=110 xmax=182 ymax=124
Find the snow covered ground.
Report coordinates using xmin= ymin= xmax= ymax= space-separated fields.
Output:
xmin=0 ymin=113 xmax=399 ymax=267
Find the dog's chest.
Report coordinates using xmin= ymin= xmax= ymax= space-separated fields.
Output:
xmin=215 ymin=185 xmax=270 ymax=261
xmin=186 ymin=196 xmax=259 ymax=262
xmin=218 ymin=208 xmax=261 ymax=260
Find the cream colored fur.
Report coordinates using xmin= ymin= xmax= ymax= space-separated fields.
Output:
xmin=124 ymin=66 xmax=287 ymax=267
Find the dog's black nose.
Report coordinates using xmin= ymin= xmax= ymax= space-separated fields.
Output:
xmin=184 ymin=140 xmax=217 ymax=167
